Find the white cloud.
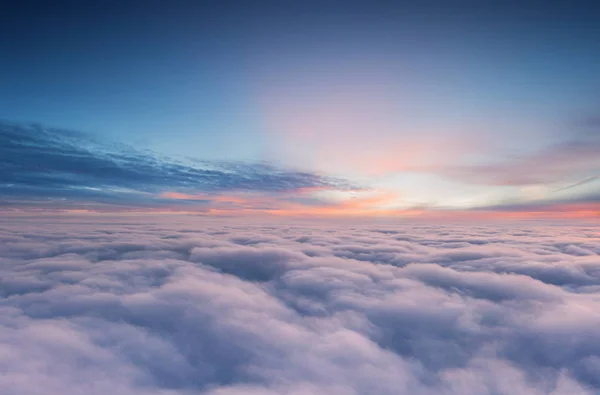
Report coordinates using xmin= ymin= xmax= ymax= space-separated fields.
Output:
xmin=1 ymin=218 xmax=599 ymax=394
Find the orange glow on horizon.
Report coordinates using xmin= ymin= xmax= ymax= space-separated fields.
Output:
xmin=4 ymin=203 xmax=598 ymax=220
xmin=154 ymin=190 xmax=600 ymax=220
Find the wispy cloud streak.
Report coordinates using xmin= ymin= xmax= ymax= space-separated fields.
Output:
xmin=441 ymin=120 xmax=600 ymax=187
xmin=0 ymin=121 xmax=357 ymax=210
xmin=554 ymin=175 xmax=599 ymax=193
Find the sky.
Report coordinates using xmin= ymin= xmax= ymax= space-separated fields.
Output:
xmin=1 ymin=0 xmax=600 ymax=218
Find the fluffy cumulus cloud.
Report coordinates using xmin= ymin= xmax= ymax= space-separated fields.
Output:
xmin=1 ymin=216 xmax=600 ymax=394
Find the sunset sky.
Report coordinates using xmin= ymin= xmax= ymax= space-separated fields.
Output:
xmin=2 ymin=1 xmax=600 ymax=218
xmin=4 ymin=3 xmax=600 ymax=394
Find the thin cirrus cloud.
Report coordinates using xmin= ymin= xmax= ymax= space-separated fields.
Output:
xmin=441 ymin=120 xmax=600 ymax=187
xmin=0 ymin=120 xmax=359 ymax=212
xmin=555 ymin=175 xmax=599 ymax=193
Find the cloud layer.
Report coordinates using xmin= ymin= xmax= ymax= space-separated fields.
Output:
xmin=1 ymin=216 xmax=600 ymax=394
xmin=441 ymin=119 xmax=600 ymax=189
xmin=0 ymin=121 xmax=356 ymax=211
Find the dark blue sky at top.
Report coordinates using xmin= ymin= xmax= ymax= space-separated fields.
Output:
xmin=2 ymin=1 xmax=599 ymax=156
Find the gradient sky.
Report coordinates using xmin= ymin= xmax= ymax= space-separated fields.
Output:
xmin=1 ymin=0 xmax=600 ymax=218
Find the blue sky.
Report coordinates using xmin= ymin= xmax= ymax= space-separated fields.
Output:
xmin=1 ymin=1 xmax=599 ymax=217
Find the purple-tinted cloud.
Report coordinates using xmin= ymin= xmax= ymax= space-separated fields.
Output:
xmin=437 ymin=116 xmax=600 ymax=189
xmin=1 ymin=217 xmax=599 ymax=394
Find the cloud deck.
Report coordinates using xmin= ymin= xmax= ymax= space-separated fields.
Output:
xmin=1 ymin=217 xmax=600 ymax=394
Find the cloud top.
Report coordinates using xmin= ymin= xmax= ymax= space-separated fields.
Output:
xmin=1 ymin=217 xmax=600 ymax=394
